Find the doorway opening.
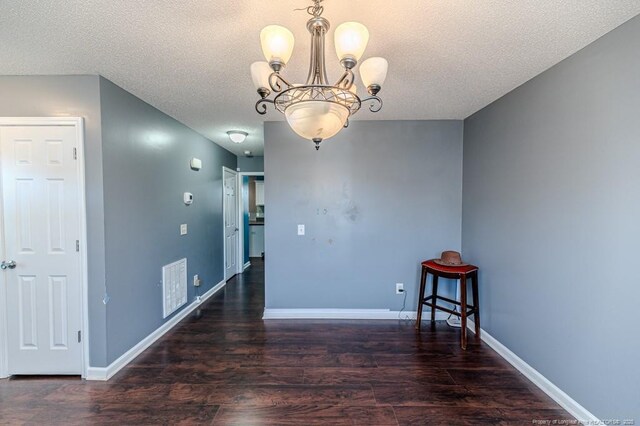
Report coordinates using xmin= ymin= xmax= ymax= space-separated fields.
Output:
xmin=239 ymin=172 xmax=264 ymax=273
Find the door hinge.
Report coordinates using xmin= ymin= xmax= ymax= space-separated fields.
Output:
xmin=77 ymin=330 xmax=81 ymax=343
xmin=76 ymin=240 xmax=80 ymax=252
xmin=73 ymin=147 xmax=77 ymax=160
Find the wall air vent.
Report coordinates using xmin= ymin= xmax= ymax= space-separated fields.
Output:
xmin=162 ymin=258 xmax=187 ymax=318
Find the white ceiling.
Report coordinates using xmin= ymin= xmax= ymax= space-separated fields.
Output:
xmin=1 ymin=1 xmax=639 ymax=156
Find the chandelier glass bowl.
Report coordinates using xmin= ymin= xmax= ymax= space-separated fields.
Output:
xmin=285 ymin=101 xmax=350 ymax=142
xmin=251 ymin=0 xmax=388 ymax=150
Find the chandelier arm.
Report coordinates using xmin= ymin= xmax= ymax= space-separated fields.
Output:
xmin=361 ymin=95 xmax=383 ymax=113
xmin=255 ymin=98 xmax=274 ymax=115
xmin=269 ymin=72 xmax=293 ymax=93
xmin=334 ymin=69 xmax=355 ymax=91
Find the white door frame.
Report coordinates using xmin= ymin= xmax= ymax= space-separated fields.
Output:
xmin=0 ymin=117 xmax=89 ymax=378
xmin=222 ymin=166 xmax=239 ymax=281
xmin=238 ymin=172 xmax=264 ymax=273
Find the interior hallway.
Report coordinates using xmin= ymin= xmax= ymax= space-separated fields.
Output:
xmin=0 ymin=259 xmax=573 ymax=425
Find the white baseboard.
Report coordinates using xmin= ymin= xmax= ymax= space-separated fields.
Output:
xmin=85 ymin=279 xmax=226 ymax=381
xmin=262 ymin=308 xmax=450 ymax=320
xmin=243 ymin=261 xmax=250 ymax=271
xmin=466 ymin=320 xmax=598 ymax=424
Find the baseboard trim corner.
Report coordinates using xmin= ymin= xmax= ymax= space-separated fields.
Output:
xmin=262 ymin=308 xmax=449 ymax=321
xmin=466 ymin=320 xmax=598 ymax=424
xmin=243 ymin=261 xmax=251 ymax=271
xmin=85 ymin=279 xmax=226 ymax=381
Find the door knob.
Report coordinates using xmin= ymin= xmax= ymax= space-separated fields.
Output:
xmin=1 ymin=260 xmax=16 ymax=270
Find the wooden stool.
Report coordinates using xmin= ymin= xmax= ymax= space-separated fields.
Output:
xmin=415 ymin=260 xmax=480 ymax=350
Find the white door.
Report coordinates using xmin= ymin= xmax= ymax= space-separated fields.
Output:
xmin=0 ymin=124 xmax=83 ymax=375
xmin=223 ymin=168 xmax=238 ymax=280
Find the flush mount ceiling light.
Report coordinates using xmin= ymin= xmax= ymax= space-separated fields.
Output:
xmin=251 ymin=0 xmax=388 ymax=150
xmin=227 ymin=130 xmax=248 ymax=144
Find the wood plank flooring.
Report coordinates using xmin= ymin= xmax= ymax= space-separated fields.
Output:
xmin=0 ymin=259 xmax=575 ymax=425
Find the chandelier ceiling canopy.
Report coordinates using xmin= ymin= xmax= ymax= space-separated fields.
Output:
xmin=251 ymin=0 xmax=388 ymax=150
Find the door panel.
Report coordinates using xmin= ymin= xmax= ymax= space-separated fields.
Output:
xmin=46 ymin=179 xmax=66 ymax=253
xmin=18 ymin=275 xmax=38 ymax=349
xmin=48 ymin=275 xmax=69 ymax=349
xmin=16 ymin=179 xmax=35 ymax=253
xmin=1 ymin=125 xmax=82 ymax=374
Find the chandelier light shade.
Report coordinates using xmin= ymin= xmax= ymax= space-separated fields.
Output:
xmin=260 ymin=25 xmax=295 ymax=65
xmin=250 ymin=61 xmax=272 ymax=91
xmin=252 ymin=0 xmax=388 ymax=150
xmin=360 ymin=57 xmax=389 ymax=89
xmin=334 ymin=22 xmax=369 ymax=62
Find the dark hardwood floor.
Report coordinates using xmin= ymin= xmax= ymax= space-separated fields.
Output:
xmin=0 ymin=259 xmax=574 ymax=425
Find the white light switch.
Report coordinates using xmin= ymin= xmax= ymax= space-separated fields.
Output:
xmin=180 ymin=224 xmax=188 ymax=235
xmin=297 ymin=224 xmax=305 ymax=236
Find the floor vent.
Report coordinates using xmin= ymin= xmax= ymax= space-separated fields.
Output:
xmin=162 ymin=258 xmax=187 ymax=318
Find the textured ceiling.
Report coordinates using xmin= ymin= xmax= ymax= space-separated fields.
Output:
xmin=1 ymin=1 xmax=639 ymax=155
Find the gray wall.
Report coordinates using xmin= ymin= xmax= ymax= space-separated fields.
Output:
xmin=0 ymin=75 xmax=109 ymax=367
xmin=462 ymin=15 xmax=640 ymax=420
xmin=0 ymin=75 xmax=237 ymax=367
xmin=99 ymin=78 xmax=236 ymax=364
xmin=264 ymin=120 xmax=463 ymax=310
xmin=238 ymin=156 xmax=264 ymax=173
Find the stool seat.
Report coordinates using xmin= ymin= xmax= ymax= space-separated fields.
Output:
xmin=416 ymin=259 xmax=480 ymax=350
xmin=422 ymin=260 xmax=478 ymax=275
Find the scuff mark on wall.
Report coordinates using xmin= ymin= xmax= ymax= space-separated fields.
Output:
xmin=344 ymin=204 xmax=359 ymax=222
xmin=340 ymin=182 xmax=360 ymax=222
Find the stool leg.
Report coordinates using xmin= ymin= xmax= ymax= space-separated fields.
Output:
xmin=430 ymin=274 xmax=439 ymax=330
xmin=415 ymin=266 xmax=427 ymax=331
xmin=460 ymin=275 xmax=467 ymax=350
xmin=472 ymin=271 xmax=481 ymax=341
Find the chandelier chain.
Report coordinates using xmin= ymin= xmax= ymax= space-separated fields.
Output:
xmin=294 ymin=0 xmax=324 ymax=18
xmin=309 ymin=0 xmax=324 ymax=17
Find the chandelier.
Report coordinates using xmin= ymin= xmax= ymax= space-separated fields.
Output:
xmin=251 ymin=0 xmax=388 ymax=150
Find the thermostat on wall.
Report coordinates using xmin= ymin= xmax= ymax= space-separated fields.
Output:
xmin=184 ymin=192 xmax=193 ymax=205
xmin=190 ymin=158 xmax=202 ymax=170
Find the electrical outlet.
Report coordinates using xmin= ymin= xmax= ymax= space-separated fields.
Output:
xmin=180 ymin=224 xmax=188 ymax=235
xmin=297 ymin=224 xmax=305 ymax=236
xmin=396 ymin=283 xmax=404 ymax=294
xmin=193 ymin=274 xmax=201 ymax=287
